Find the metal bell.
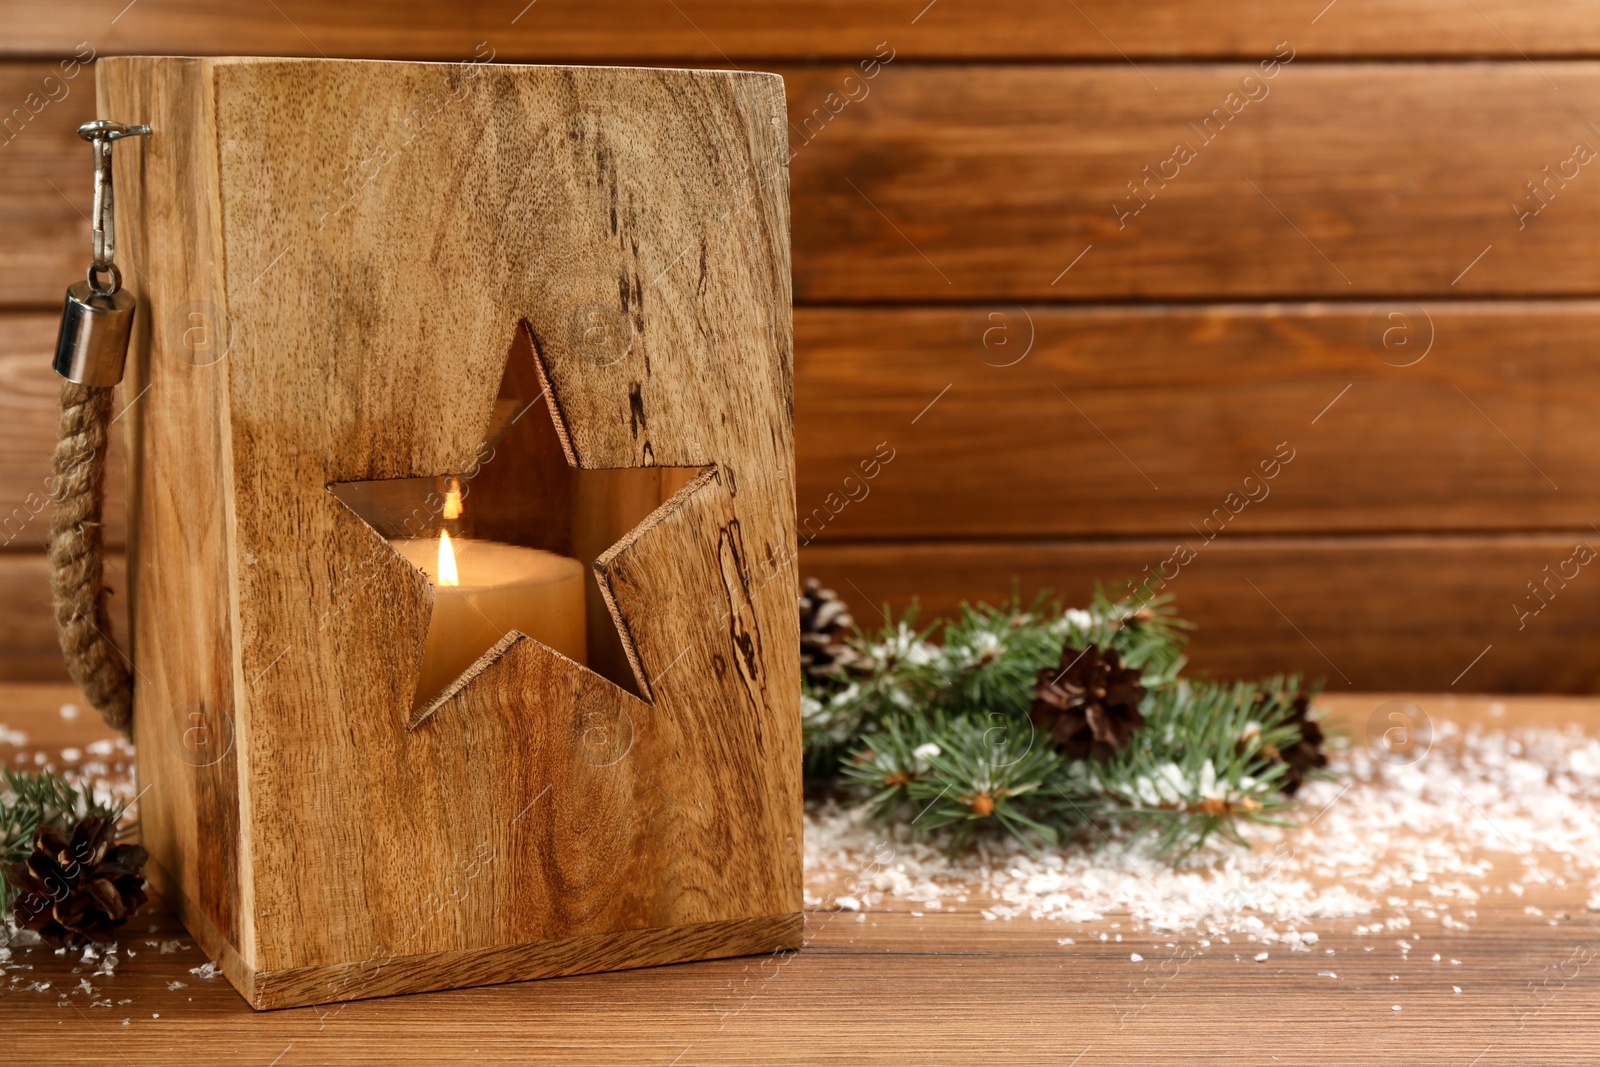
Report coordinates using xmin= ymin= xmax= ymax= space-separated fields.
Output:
xmin=54 ymin=271 xmax=136 ymax=387
xmin=52 ymin=119 xmax=149 ymax=388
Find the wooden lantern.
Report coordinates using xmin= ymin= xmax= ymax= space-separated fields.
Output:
xmin=99 ymin=56 xmax=800 ymax=1009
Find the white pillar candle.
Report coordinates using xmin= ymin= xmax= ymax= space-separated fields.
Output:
xmin=393 ymin=536 xmax=587 ymax=703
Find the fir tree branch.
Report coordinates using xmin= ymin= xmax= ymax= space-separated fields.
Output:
xmin=802 ymin=579 xmax=1334 ymax=864
xmin=1054 ymin=679 xmax=1312 ymax=861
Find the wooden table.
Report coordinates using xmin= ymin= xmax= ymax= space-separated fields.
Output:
xmin=4 ymin=686 xmax=1599 ymax=1065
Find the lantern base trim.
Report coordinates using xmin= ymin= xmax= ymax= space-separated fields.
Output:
xmin=156 ymin=860 xmax=802 ymax=1011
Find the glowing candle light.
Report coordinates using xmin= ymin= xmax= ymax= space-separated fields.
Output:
xmin=437 ymin=528 xmax=460 ymax=587
xmin=394 ymin=481 xmax=585 ymax=705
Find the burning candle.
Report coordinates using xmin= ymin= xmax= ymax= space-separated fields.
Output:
xmin=393 ymin=500 xmax=587 ymax=704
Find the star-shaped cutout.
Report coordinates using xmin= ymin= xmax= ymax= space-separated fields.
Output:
xmin=329 ymin=329 xmax=708 ymax=716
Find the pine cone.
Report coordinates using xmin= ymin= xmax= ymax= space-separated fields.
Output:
xmin=5 ymin=814 xmax=148 ymax=948
xmin=1273 ymin=694 xmax=1328 ymax=796
xmin=1030 ymin=643 xmax=1147 ymax=761
xmin=799 ymin=578 xmax=858 ymax=681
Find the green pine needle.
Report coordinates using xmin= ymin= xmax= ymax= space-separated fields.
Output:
xmin=804 ymin=581 xmax=1333 ymax=865
xmin=1057 ymin=678 xmax=1312 ymax=862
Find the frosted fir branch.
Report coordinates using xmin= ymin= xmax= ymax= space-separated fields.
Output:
xmin=843 ymin=710 xmax=1069 ymax=855
xmin=1052 ymin=585 xmax=1192 ymax=686
xmin=1057 ymin=679 xmax=1315 ymax=861
xmin=803 ymin=582 xmax=1333 ymax=864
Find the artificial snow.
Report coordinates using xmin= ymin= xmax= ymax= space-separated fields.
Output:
xmin=7 ymin=713 xmax=1600 ymax=1007
xmin=803 ymin=718 xmax=1600 ymax=946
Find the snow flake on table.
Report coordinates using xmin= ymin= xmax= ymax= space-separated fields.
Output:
xmin=804 ymin=719 xmax=1600 ymax=947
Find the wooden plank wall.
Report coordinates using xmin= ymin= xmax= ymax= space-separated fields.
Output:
xmin=3 ymin=1 xmax=1598 ymax=693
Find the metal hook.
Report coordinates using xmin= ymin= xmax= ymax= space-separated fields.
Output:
xmin=77 ymin=120 xmax=150 ymax=294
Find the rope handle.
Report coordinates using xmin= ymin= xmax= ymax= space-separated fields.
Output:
xmin=48 ymin=120 xmax=148 ymax=738
xmin=50 ymin=382 xmax=133 ymax=736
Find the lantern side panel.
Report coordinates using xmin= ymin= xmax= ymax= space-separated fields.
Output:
xmin=102 ymin=56 xmax=256 ymax=985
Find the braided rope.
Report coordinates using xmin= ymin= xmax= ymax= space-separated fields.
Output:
xmin=49 ymin=382 xmax=133 ymax=736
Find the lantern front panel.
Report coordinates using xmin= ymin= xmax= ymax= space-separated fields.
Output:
xmin=108 ymin=55 xmax=799 ymax=1009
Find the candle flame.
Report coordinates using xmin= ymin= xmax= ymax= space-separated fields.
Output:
xmin=437 ymin=529 xmax=460 ymax=587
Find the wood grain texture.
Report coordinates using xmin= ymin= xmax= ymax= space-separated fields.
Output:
xmin=5 ymin=687 xmax=1600 ymax=1063
xmin=154 ymin=841 xmax=800 ymax=1010
xmin=0 ymin=551 xmax=124 ymax=681
xmin=795 ymin=302 xmax=1600 ymax=540
xmin=18 ymin=61 xmax=1600 ymax=306
xmin=0 ymin=60 xmax=96 ymax=306
xmin=801 ymin=534 xmax=1600 ymax=694
xmin=251 ymin=913 xmax=804 ymax=1010
xmin=3 ymin=300 xmax=1596 ymax=550
xmin=0 ymin=681 xmax=120 ymax=748
xmin=5 ymin=0 xmax=1600 ymax=60
xmin=785 ymin=62 xmax=1600 ymax=302
xmin=7 ymin=530 xmax=1600 ymax=695
xmin=106 ymin=54 xmax=247 ymax=972
xmin=101 ymin=55 xmax=799 ymax=1007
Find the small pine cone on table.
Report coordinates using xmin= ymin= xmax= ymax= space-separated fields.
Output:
xmin=1030 ymin=643 xmax=1148 ymax=761
xmin=5 ymin=814 xmax=148 ymax=948
xmin=1268 ymin=693 xmax=1329 ymax=796
xmin=799 ymin=577 xmax=860 ymax=682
